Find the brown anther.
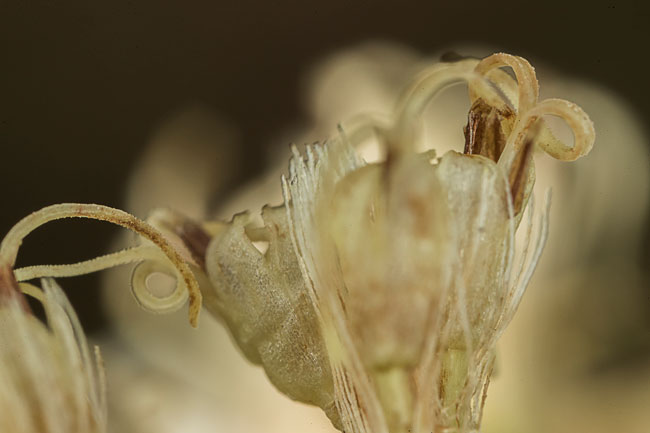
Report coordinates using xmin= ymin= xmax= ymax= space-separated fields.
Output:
xmin=463 ymin=99 xmax=515 ymax=162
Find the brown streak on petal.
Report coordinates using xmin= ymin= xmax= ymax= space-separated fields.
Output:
xmin=337 ymin=290 xmax=348 ymax=315
xmin=406 ymin=194 xmax=430 ymax=237
xmin=344 ymin=368 xmax=369 ymax=426
xmin=508 ymin=135 xmax=534 ymax=214
xmin=382 ymin=142 xmax=396 ymax=194
xmin=479 ymin=360 xmax=495 ymax=416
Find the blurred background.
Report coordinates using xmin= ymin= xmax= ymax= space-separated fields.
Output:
xmin=1 ymin=1 xmax=649 ymax=432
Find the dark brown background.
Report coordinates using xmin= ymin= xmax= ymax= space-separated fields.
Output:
xmin=2 ymin=0 xmax=649 ymax=333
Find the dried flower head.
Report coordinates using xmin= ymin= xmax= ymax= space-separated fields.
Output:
xmin=195 ymin=53 xmax=595 ymax=433
xmin=0 ymin=52 xmax=595 ymax=433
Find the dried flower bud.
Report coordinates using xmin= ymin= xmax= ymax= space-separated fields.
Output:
xmin=199 ymin=53 xmax=595 ymax=433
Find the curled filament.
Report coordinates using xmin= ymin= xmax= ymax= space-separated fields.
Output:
xmin=0 ymin=203 xmax=202 ymax=327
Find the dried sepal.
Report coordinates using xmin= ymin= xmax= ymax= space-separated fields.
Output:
xmin=203 ymin=204 xmax=340 ymax=424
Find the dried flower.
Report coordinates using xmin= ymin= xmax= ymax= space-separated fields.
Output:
xmin=197 ymin=53 xmax=595 ymax=433
xmin=0 ymin=52 xmax=595 ymax=433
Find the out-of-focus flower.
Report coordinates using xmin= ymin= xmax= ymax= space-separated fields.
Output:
xmin=0 ymin=269 xmax=106 ymax=433
xmin=193 ymin=53 xmax=595 ymax=433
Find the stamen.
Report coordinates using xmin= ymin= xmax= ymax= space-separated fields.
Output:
xmin=14 ymin=245 xmax=190 ymax=316
xmin=497 ymin=97 xmax=595 ymax=173
xmin=526 ymin=98 xmax=595 ymax=161
xmin=392 ymin=60 xmax=511 ymax=160
xmin=17 ymin=282 xmax=46 ymax=302
xmin=0 ymin=203 xmax=202 ymax=327
xmin=14 ymin=246 xmax=155 ymax=281
xmin=131 ymin=259 xmax=189 ymax=314
xmin=337 ymin=113 xmax=391 ymax=150
xmin=473 ymin=53 xmax=539 ymax=114
xmin=392 ymin=60 xmax=479 ymax=155
xmin=463 ymin=98 xmax=515 ymax=161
